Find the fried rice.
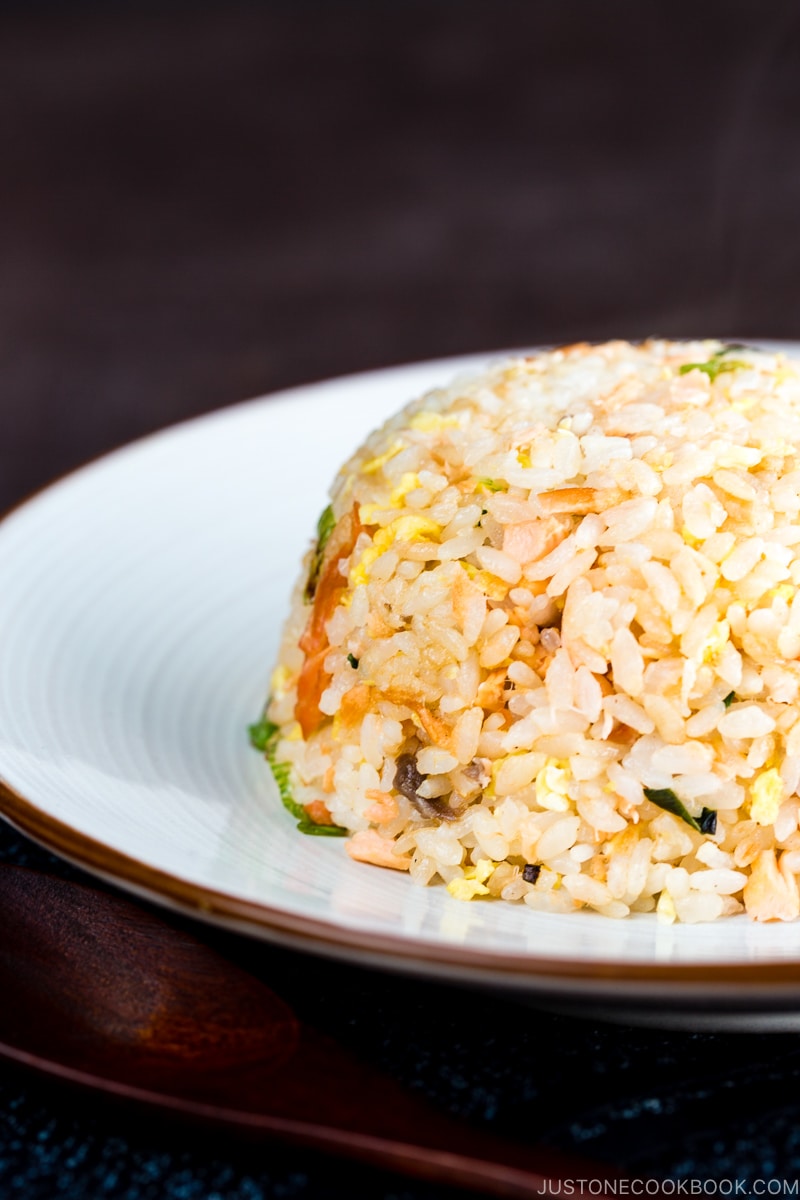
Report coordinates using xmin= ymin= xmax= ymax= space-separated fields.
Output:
xmin=257 ymin=339 xmax=800 ymax=923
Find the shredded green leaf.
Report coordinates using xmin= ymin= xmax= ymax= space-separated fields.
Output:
xmin=250 ymin=706 xmax=348 ymax=836
xmin=269 ymin=759 xmax=300 ymax=815
xmin=723 ymin=691 xmax=737 ymax=708
xmin=347 ymin=653 xmax=359 ymax=669
xmin=679 ymin=352 xmax=749 ymax=382
xmin=297 ymin=821 xmax=350 ymax=837
xmin=477 ymin=477 xmax=507 ymax=493
xmin=270 ymin=752 xmax=348 ymax=836
xmin=317 ymin=503 xmax=336 ymax=544
xmin=304 ymin=504 xmax=337 ymax=603
xmin=248 ymin=718 xmax=280 ymax=753
xmin=644 ymin=786 xmax=716 ymax=835
xmin=270 ymin=756 xmax=348 ymax=836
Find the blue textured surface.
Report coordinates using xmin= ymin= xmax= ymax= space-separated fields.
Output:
xmin=1 ymin=824 xmax=800 ymax=1197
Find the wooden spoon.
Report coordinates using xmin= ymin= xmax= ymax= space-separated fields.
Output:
xmin=0 ymin=866 xmax=620 ymax=1197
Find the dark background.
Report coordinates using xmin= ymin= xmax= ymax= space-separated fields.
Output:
xmin=3 ymin=0 xmax=800 ymax=513
xmin=2 ymin=1 xmax=800 ymax=1196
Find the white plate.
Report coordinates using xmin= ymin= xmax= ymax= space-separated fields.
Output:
xmin=2 ymin=346 xmax=800 ymax=1024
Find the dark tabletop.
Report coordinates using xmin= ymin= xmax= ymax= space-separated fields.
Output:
xmin=2 ymin=1 xmax=800 ymax=1196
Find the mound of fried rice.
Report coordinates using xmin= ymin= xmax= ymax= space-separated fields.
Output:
xmin=261 ymin=339 xmax=800 ymax=923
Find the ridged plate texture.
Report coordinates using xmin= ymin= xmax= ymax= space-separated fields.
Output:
xmin=2 ymin=348 xmax=799 ymax=1007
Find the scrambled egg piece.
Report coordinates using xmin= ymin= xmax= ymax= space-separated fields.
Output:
xmin=516 ymin=447 xmax=532 ymax=468
xmin=447 ymin=858 xmax=495 ymax=901
xmin=701 ymin=619 xmax=730 ymax=666
xmin=270 ymin=664 xmax=292 ymax=698
xmin=650 ymin=450 xmax=674 ymax=473
xmin=389 ymin=472 xmax=420 ymax=506
xmin=409 ymin=411 xmax=460 ymax=434
xmin=350 ymin=515 xmax=441 ymax=586
xmin=358 ymin=503 xmax=383 ymax=525
xmin=656 ymin=890 xmax=677 ymax=924
xmin=750 ymin=768 xmax=784 ymax=826
xmin=487 ymin=755 xmax=510 ymax=797
xmin=460 ymin=562 xmax=510 ymax=601
xmin=535 ymin=759 xmax=572 ymax=812
xmin=446 ymin=881 xmax=488 ymax=901
xmin=358 ymin=474 xmax=421 ymax=525
xmin=474 ymin=571 xmax=510 ymax=601
xmin=361 ymin=440 xmax=405 ymax=474
xmin=769 ymin=584 xmax=796 ymax=604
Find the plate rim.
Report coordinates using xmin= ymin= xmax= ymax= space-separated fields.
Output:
xmin=3 ymin=341 xmax=800 ymax=1005
xmin=3 ymin=771 xmax=800 ymax=1000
